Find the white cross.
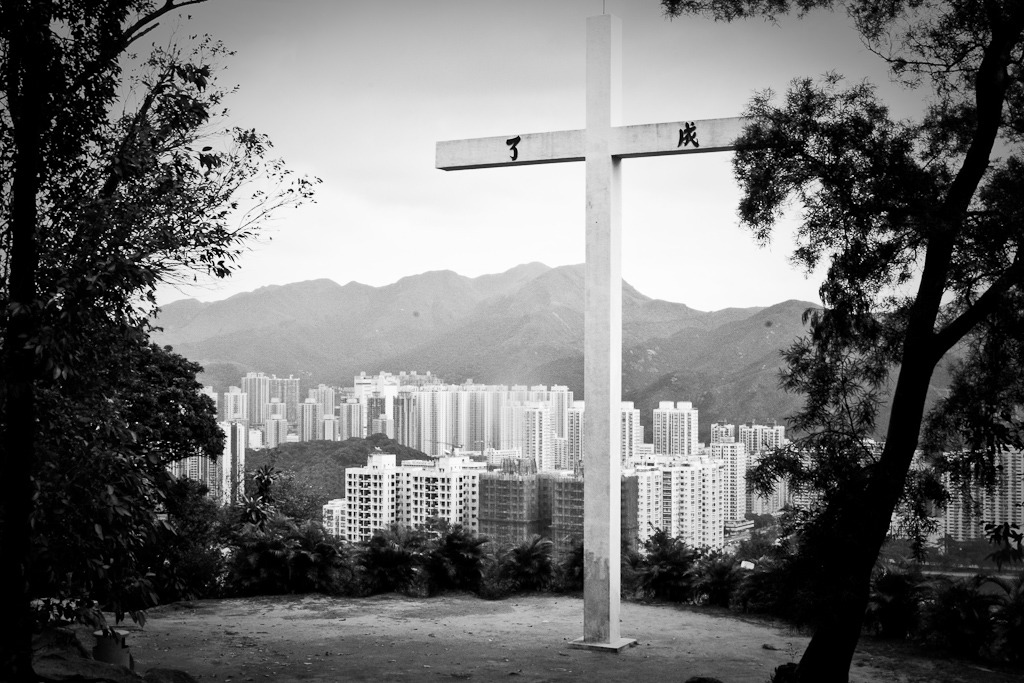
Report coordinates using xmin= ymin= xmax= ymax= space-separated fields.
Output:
xmin=436 ymin=14 xmax=748 ymax=651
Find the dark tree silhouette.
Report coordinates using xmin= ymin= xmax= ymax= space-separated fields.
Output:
xmin=0 ymin=2 xmax=315 ymax=676
xmin=661 ymin=2 xmax=1024 ymax=680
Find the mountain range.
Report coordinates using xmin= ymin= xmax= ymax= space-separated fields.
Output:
xmin=151 ymin=262 xmax=947 ymax=441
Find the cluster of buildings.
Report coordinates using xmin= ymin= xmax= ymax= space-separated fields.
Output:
xmin=170 ymin=369 xmax=1023 ymax=556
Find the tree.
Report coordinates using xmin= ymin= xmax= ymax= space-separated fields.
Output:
xmin=660 ymin=2 xmax=1024 ymax=680
xmin=30 ymin=339 xmax=223 ymax=621
xmin=0 ymin=1 xmax=315 ymax=677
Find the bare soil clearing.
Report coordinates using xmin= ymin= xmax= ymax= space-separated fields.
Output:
xmin=122 ymin=594 xmax=1021 ymax=682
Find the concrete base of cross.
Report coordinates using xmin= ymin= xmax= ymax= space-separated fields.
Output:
xmin=568 ymin=637 xmax=638 ymax=653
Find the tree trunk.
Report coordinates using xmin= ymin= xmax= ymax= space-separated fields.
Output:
xmin=795 ymin=324 xmax=946 ymax=681
xmin=0 ymin=3 xmax=49 ymax=679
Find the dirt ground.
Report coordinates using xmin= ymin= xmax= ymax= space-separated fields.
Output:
xmin=119 ymin=594 xmax=1022 ymax=683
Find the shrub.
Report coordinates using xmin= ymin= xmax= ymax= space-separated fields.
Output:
xmin=632 ymin=529 xmax=699 ymax=602
xmin=555 ymin=538 xmax=585 ymax=593
xmin=689 ymin=551 xmax=740 ymax=608
xmin=225 ymin=516 xmax=354 ymax=596
xmin=864 ymin=563 xmax=926 ymax=640
xmin=423 ymin=523 xmax=491 ymax=595
xmin=918 ymin=574 xmax=1003 ymax=659
xmin=991 ymin=572 xmax=1024 ymax=663
xmin=357 ymin=524 xmax=430 ymax=596
xmin=499 ymin=535 xmax=555 ymax=593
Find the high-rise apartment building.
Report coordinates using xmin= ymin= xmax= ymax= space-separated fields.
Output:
xmin=242 ymin=372 xmax=271 ymax=426
xmin=631 ymin=466 xmax=664 ymax=545
xmin=339 ymin=399 xmax=363 ymax=440
xmin=478 ymin=464 xmax=543 ymax=550
xmin=269 ymin=375 xmax=301 ymax=425
xmin=222 ymin=386 xmax=248 ymax=422
xmin=710 ymin=423 xmax=735 ymax=444
xmin=738 ymin=423 xmax=786 ymax=455
xmin=566 ymin=401 xmax=645 ymax=472
xmin=298 ymin=398 xmax=322 ymax=442
xmin=660 ymin=456 xmax=725 ymax=550
xmin=567 ymin=401 xmax=585 ymax=473
xmin=336 ymin=452 xmax=482 ymax=542
xmin=322 ymin=498 xmax=345 ymax=537
xmin=264 ymin=417 xmax=289 ymax=449
xmin=653 ymin=401 xmax=699 ymax=456
xmin=944 ymin=449 xmax=1024 ymax=541
xmin=310 ymin=384 xmax=336 ymax=419
xmin=217 ymin=421 xmax=247 ymax=505
xmin=710 ymin=439 xmax=747 ymax=523
xmin=321 ymin=415 xmax=338 ymax=441
xmin=620 ymin=402 xmax=642 ymax=465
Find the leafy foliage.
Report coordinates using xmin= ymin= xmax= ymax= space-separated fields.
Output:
xmin=0 ymin=4 xmax=316 ymax=676
xmin=357 ymin=524 xmax=431 ymax=596
xmin=632 ymin=529 xmax=699 ymax=602
xmin=864 ymin=564 xmax=926 ymax=640
xmin=498 ymin=535 xmax=555 ymax=593
xmin=657 ymin=1 xmax=1024 ymax=678
xmin=29 ymin=341 xmax=221 ymax=622
xmin=226 ymin=516 xmax=353 ymax=597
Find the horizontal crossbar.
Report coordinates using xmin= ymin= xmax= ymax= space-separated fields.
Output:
xmin=436 ymin=117 xmax=751 ymax=171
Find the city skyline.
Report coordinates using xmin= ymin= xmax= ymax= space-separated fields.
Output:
xmin=148 ymin=0 xmax=928 ymax=312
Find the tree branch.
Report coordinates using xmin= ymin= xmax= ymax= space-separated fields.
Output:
xmin=933 ymin=254 xmax=1024 ymax=358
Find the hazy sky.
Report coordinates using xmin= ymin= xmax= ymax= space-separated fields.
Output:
xmin=151 ymin=0 xmax=926 ymax=311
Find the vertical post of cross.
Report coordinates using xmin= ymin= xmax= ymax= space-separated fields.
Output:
xmin=577 ymin=13 xmax=631 ymax=651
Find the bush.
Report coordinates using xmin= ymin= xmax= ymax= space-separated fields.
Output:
xmin=357 ymin=524 xmax=430 ymax=596
xmin=864 ymin=563 xmax=926 ymax=640
xmin=689 ymin=551 xmax=740 ymax=608
xmin=225 ymin=516 xmax=354 ymax=596
xmin=990 ymin=573 xmax=1024 ymax=663
xmin=152 ymin=478 xmax=225 ymax=603
xmin=632 ymin=529 xmax=699 ymax=602
xmin=918 ymin=574 xmax=1003 ymax=659
xmin=499 ymin=536 xmax=555 ymax=593
xmin=555 ymin=538 xmax=585 ymax=593
xmin=423 ymin=523 xmax=491 ymax=595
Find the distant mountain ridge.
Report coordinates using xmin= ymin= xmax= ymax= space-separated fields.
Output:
xmin=152 ymin=263 xmax=926 ymax=440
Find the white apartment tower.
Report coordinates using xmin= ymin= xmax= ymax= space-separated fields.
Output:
xmin=344 ymin=452 xmax=401 ymax=542
xmin=222 ymin=386 xmax=248 ymax=422
xmin=298 ymin=398 xmax=322 ymax=442
xmin=264 ymin=417 xmax=289 ymax=449
xmin=339 ymin=452 xmax=481 ymax=542
xmin=620 ymin=402 xmax=642 ymax=465
xmin=322 ymin=498 xmax=345 ymax=537
xmin=311 ymin=384 xmax=336 ymax=419
xmin=710 ymin=423 xmax=735 ymax=444
xmin=567 ymin=401 xmax=585 ymax=473
xmin=710 ymin=439 xmax=748 ymax=523
xmin=339 ymin=399 xmax=363 ymax=441
xmin=654 ymin=401 xmax=699 ymax=456
xmin=242 ymin=372 xmax=271 ymax=426
xmin=739 ymin=423 xmax=786 ymax=455
xmin=632 ymin=466 xmax=664 ymax=544
xmin=944 ymin=449 xmax=1024 ymax=541
xmin=217 ymin=421 xmax=247 ymax=505
xmin=396 ymin=456 xmax=481 ymax=532
xmin=660 ymin=456 xmax=725 ymax=550
xmin=521 ymin=403 xmax=555 ymax=472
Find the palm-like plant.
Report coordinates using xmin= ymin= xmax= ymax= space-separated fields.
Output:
xmin=358 ymin=524 xmax=429 ymax=596
xmin=991 ymin=572 xmax=1024 ymax=663
xmin=634 ymin=529 xmax=699 ymax=603
xmin=919 ymin=574 xmax=1003 ymax=658
xmin=424 ymin=524 xmax=491 ymax=595
xmin=557 ymin=538 xmax=585 ymax=593
xmin=864 ymin=563 xmax=926 ymax=640
xmin=499 ymin=535 xmax=555 ymax=593
xmin=688 ymin=551 xmax=740 ymax=608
